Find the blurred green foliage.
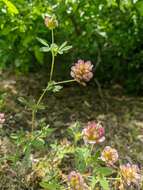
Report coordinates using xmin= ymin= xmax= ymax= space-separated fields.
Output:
xmin=0 ymin=0 xmax=143 ymax=93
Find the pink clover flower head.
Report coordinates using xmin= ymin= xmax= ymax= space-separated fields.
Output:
xmin=101 ymin=146 xmax=119 ymax=166
xmin=82 ymin=121 xmax=105 ymax=144
xmin=68 ymin=171 xmax=88 ymax=190
xmin=44 ymin=15 xmax=58 ymax=30
xmin=71 ymin=60 xmax=93 ymax=86
xmin=120 ymin=163 xmax=141 ymax=186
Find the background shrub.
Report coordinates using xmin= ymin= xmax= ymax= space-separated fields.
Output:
xmin=0 ymin=0 xmax=143 ymax=93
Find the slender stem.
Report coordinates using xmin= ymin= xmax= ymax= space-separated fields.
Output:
xmin=55 ymin=79 xmax=76 ymax=85
xmin=50 ymin=29 xmax=55 ymax=81
xmin=95 ymin=47 xmax=101 ymax=71
xmin=31 ymin=79 xmax=75 ymax=131
xmin=31 ymin=85 xmax=49 ymax=132
xmin=52 ymin=29 xmax=54 ymax=44
xmin=90 ymin=144 xmax=94 ymax=154
xmin=31 ymin=109 xmax=35 ymax=132
xmin=36 ymin=80 xmax=75 ymax=108
xmin=31 ymin=29 xmax=75 ymax=132
xmin=37 ymin=29 xmax=54 ymax=109
xmin=50 ymin=52 xmax=55 ymax=81
xmin=37 ymin=85 xmax=49 ymax=106
xmin=94 ymin=78 xmax=103 ymax=99
xmin=107 ymin=177 xmax=121 ymax=180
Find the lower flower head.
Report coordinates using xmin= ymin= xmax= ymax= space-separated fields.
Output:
xmin=44 ymin=15 xmax=58 ymax=30
xmin=0 ymin=113 xmax=5 ymax=124
xmin=120 ymin=163 xmax=141 ymax=186
xmin=68 ymin=171 xmax=88 ymax=190
xmin=82 ymin=121 xmax=105 ymax=144
xmin=101 ymin=146 xmax=118 ymax=166
xmin=71 ymin=60 xmax=93 ymax=86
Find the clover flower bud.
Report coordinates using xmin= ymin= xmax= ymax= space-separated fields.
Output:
xmin=71 ymin=60 xmax=93 ymax=86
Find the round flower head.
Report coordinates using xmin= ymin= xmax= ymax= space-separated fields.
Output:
xmin=0 ymin=113 xmax=5 ymax=124
xmin=71 ymin=60 xmax=93 ymax=86
xmin=82 ymin=122 xmax=105 ymax=144
xmin=44 ymin=15 xmax=58 ymax=30
xmin=120 ymin=163 xmax=141 ymax=186
xmin=68 ymin=171 xmax=88 ymax=190
xmin=101 ymin=146 xmax=118 ymax=166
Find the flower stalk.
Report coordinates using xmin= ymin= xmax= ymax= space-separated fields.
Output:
xmin=31 ymin=27 xmax=56 ymax=131
xmin=50 ymin=29 xmax=55 ymax=82
xmin=31 ymin=84 xmax=49 ymax=131
xmin=55 ymin=79 xmax=76 ymax=85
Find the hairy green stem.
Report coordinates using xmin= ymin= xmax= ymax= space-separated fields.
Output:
xmin=31 ymin=109 xmax=35 ymax=132
xmin=31 ymin=29 xmax=55 ymax=132
xmin=50 ymin=52 xmax=55 ymax=81
xmin=107 ymin=177 xmax=121 ymax=180
xmin=31 ymin=85 xmax=49 ymax=132
xmin=55 ymin=79 xmax=76 ymax=85
xmin=90 ymin=144 xmax=94 ymax=154
xmin=52 ymin=29 xmax=54 ymax=44
xmin=37 ymin=85 xmax=49 ymax=106
xmin=50 ymin=29 xmax=55 ymax=81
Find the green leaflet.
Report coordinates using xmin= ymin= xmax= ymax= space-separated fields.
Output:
xmin=3 ymin=0 xmax=19 ymax=15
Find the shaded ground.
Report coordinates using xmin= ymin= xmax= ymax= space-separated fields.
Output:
xmin=1 ymin=71 xmax=143 ymax=164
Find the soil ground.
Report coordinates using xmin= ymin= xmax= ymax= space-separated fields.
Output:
xmin=1 ymin=71 xmax=143 ymax=165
